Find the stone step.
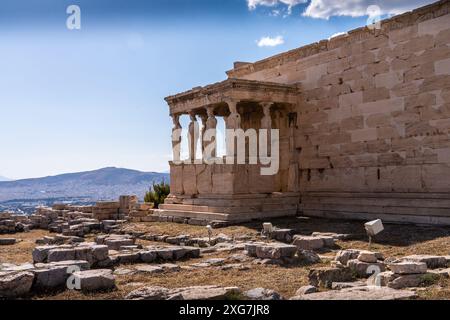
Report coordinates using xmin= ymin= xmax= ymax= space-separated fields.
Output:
xmin=159 ymin=203 xmax=298 ymax=214
xmin=175 ymin=197 xmax=300 ymax=207
xmin=302 ymin=195 xmax=450 ymax=208
xmin=154 ymin=208 xmax=297 ymax=222
xmin=302 ymin=209 xmax=450 ymax=226
xmin=301 ymin=202 xmax=450 ymax=217
xmin=304 ymin=192 xmax=450 ymax=200
xmin=153 ymin=209 xmax=230 ymax=221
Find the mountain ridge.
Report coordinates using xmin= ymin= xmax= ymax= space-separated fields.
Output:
xmin=0 ymin=167 xmax=168 ymax=187
xmin=0 ymin=167 xmax=170 ymax=203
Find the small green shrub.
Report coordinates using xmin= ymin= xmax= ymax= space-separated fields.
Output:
xmin=144 ymin=181 xmax=170 ymax=209
xmin=420 ymin=273 xmax=440 ymax=287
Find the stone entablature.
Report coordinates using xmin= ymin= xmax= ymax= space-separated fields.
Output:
xmin=165 ymin=78 xmax=299 ymax=115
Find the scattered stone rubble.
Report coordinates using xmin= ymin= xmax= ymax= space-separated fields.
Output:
xmin=303 ymin=248 xmax=450 ymax=296
xmin=2 ymin=203 xmax=449 ymax=300
xmin=0 ymin=258 xmax=115 ymax=298
xmin=2 ymin=232 xmax=448 ymax=300
xmin=0 ymin=212 xmax=31 ymax=234
xmin=1 ymin=233 xmax=205 ymax=298
xmin=32 ymin=238 xmax=202 ymax=269
xmin=0 ymin=195 xmax=153 ymax=237
xmin=367 ymin=261 xmax=439 ymax=289
xmin=334 ymin=249 xmax=386 ymax=278
xmin=137 ymin=232 xmax=234 ymax=248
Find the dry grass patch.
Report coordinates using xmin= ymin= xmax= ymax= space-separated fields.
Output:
xmin=121 ymin=222 xmax=259 ymax=239
xmin=37 ymin=263 xmax=315 ymax=300
xmin=3 ymin=217 xmax=450 ymax=300
xmin=0 ymin=230 xmax=50 ymax=264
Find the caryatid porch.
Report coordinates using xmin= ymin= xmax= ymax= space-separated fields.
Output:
xmin=154 ymin=78 xmax=302 ymax=224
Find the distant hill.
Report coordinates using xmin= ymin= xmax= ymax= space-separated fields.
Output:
xmin=0 ymin=167 xmax=169 ymax=203
xmin=0 ymin=175 xmax=12 ymax=182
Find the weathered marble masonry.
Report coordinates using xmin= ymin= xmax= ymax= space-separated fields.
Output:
xmin=156 ymin=0 xmax=450 ymax=225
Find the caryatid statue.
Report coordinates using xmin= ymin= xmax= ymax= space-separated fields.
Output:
xmin=199 ymin=114 xmax=208 ymax=154
xmin=204 ymin=106 xmax=217 ymax=159
xmin=224 ymin=99 xmax=241 ymax=159
xmin=260 ymin=102 xmax=273 ymax=130
xmin=260 ymin=102 xmax=273 ymax=156
xmin=225 ymin=99 xmax=241 ymax=130
xmin=188 ymin=112 xmax=199 ymax=162
xmin=171 ymin=114 xmax=182 ymax=163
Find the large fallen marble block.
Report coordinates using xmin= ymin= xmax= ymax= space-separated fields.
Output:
xmin=388 ymin=262 xmax=427 ymax=275
xmin=308 ymin=267 xmax=354 ymax=288
xmin=292 ymin=235 xmax=335 ymax=250
xmin=347 ymin=259 xmax=386 ymax=278
xmin=0 ymin=271 xmax=35 ymax=298
xmin=0 ymin=238 xmax=17 ymax=245
xmin=255 ymin=243 xmax=297 ymax=259
xmin=245 ymin=242 xmax=296 ymax=259
xmin=126 ymin=285 xmax=240 ymax=300
xmin=291 ymin=286 xmax=416 ymax=300
xmin=33 ymin=244 xmax=111 ymax=267
xmin=244 ymin=288 xmax=283 ymax=300
xmin=32 ymin=260 xmax=90 ymax=290
xmin=401 ymin=255 xmax=448 ymax=269
xmin=72 ymin=269 xmax=116 ymax=292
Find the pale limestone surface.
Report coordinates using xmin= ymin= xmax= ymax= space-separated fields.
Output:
xmin=156 ymin=1 xmax=450 ymax=225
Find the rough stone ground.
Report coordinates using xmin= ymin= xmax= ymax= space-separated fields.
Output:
xmin=1 ymin=217 xmax=450 ymax=300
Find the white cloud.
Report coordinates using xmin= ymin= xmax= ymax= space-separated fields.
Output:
xmin=270 ymin=9 xmax=281 ymax=16
xmin=248 ymin=0 xmax=436 ymax=19
xmin=303 ymin=0 xmax=437 ymax=19
xmin=248 ymin=0 xmax=307 ymax=11
xmin=257 ymin=35 xmax=285 ymax=47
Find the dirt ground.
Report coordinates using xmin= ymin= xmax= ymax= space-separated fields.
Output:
xmin=1 ymin=217 xmax=450 ymax=300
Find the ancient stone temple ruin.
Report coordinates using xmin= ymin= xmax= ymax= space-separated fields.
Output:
xmin=155 ymin=1 xmax=450 ymax=225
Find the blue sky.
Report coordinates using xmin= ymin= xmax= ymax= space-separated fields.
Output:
xmin=0 ymin=0 xmax=434 ymax=179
